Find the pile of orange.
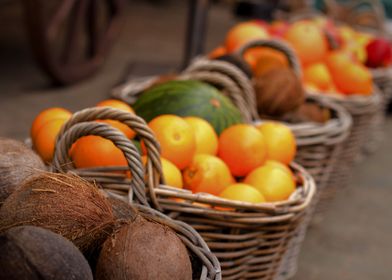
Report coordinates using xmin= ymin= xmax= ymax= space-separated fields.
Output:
xmin=145 ymin=114 xmax=297 ymax=204
xmin=31 ymin=100 xmax=298 ymax=205
xmin=31 ymin=99 xmax=136 ymax=164
xmin=211 ymin=18 xmax=375 ymax=96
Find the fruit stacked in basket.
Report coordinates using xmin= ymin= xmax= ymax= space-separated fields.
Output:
xmin=24 ymin=72 xmax=315 ymax=279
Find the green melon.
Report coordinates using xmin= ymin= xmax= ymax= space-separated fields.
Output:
xmin=134 ymin=80 xmax=243 ymax=135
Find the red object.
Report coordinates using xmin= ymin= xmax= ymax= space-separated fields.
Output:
xmin=366 ymin=38 xmax=392 ymax=68
xmin=252 ymin=19 xmax=269 ymax=29
xmin=269 ymin=21 xmax=289 ymax=38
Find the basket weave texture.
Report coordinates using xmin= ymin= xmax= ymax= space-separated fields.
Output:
xmin=235 ymin=39 xmax=354 ymax=278
xmin=52 ymin=107 xmax=315 ymax=280
xmin=51 ymin=108 xmax=222 ymax=280
xmin=310 ymin=89 xmax=383 ymax=196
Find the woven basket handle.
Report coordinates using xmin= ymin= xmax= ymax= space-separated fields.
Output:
xmin=286 ymin=8 xmax=325 ymax=22
xmin=111 ymin=76 xmax=160 ymax=104
xmin=179 ymin=71 xmax=254 ymax=122
xmin=184 ymin=58 xmax=259 ymax=120
xmin=235 ymin=39 xmax=302 ymax=77
xmin=347 ymin=0 xmax=386 ymax=31
xmin=54 ymin=107 xmax=164 ymax=210
xmin=52 ymin=121 xmax=149 ymax=206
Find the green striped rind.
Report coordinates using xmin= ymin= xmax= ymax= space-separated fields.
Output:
xmin=134 ymin=80 xmax=243 ymax=135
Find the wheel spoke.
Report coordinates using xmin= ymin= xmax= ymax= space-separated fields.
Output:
xmin=87 ymin=0 xmax=100 ymax=56
xmin=47 ymin=0 xmax=77 ymax=40
xmin=61 ymin=0 xmax=88 ymax=64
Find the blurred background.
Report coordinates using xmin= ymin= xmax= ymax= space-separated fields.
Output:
xmin=0 ymin=1 xmax=392 ymax=279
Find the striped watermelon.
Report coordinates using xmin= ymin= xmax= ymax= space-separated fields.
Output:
xmin=134 ymin=80 xmax=244 ymax=135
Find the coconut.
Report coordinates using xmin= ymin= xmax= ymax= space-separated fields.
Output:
xmin=0 ymin=137 xmax=46 ymax=206
xmin=95 ymin=215 xmax=192 ymax=280
xmin=283 ymin=102 xmax=331 ymax=123
xmin=0 ymin=225 xmax=93 ymax=280
xmin=254 ymin=67 xmax=305 ymax=117
xmin=0 ymin=172 xmax=116 ymax=255
xmin=108 ymin=197 xmax=138 ymax=221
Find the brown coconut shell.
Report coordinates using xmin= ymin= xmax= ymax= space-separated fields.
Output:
xmin=283 ymin=102 xmax=331 ymax=123
xmin=254 ymin=67 xmax=305 ymax=117
xmin=108 ymin=197 xmax=138 ymax=221
xmin=0 ymin=225 xmax=93 ymax=280
xmin=0 ymin=138 xmax=46 ymax=206
xmin=95 ymin=215 xmax=192 ymax=280
xmin=0 ymin=172 xmax=116 ymax=255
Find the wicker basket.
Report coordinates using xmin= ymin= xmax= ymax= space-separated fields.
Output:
xmin=51 ymin=109 xmax=222 ymax=280
xmin=235 ymin=39 xmax=355 ymax=279
xmin=322 ymin=0 xmax=392 ymax=154
xmin=363 ymin=65 xmax=392 ymax=155
xmin=52 ymin=107 xmax=315 ymax=280
xmin=111 ymin=39 xmax=322 ymax=279
xmin=311 ymin=89 xmax=382 ymax=193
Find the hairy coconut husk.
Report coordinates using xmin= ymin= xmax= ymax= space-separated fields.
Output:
xmin=108 ymin=197 xmax=138 ymax=221
xmin=0 ymin=172 xmax=116 ymax=255
xmin=96 ymin=215 xmax=192 ymax=280
xmin=0 ymin=225 xmax=93 ymax=280
xmin=283 ymin=102 xmax=331 ymax=123
xmin=254 ymin=68 xmax=305 ymax=117
xmin=0 ymin=138 xmax=46 ymax=206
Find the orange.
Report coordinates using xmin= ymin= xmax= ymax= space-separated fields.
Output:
xmin=218 ymin=124 xmax=267 ymax=177
xmin=326 ymin=51 xmax=372 ymax=94
xmin=71 ymin=135 xmax=127 ymax=169
xmin=148 ymin=115 xmax=196 ymax=170
xmin=142 ymin=156 xmax=183 ymax=189
xmin=265 ymin=160 xmax=294 ymax=179
xmin=342 ymin=42 xmax=367 ymax=64
xmin=33 ymin=118 xmax=68 ymax=163
xmin=208 ymin=46 xmax=227 ymax=59
xmin=96 ymin=99 xmax=134 ymax=112
xmin=96 ymin=99 xmax=136 ymax=139
xmin=325 ymin=51 xmax=353 ymax=76
xmin=31 ymin=107 xmax=71 ymax=140
xmin=332 ymin=62 xmax=372 ymax=95
xmin=244 ymin=165 xmax=296 ymax=202
xmin=247 ymin=47 xmax=289 ymax=75
xmin=303 ymin=63 xmax=333 ymax=91
xmin=269 ymin=20 xmax=289 ymax=37
xmin=225 ymin=22 xmax=270 ymax=52
xmin=257 ymin=122 xmax=296 ymax=165
xmin=338 ymin=25 xmax=357 ymax=46
xmin=183 ymin=154 xmax=234 ymax=195
xmin=184 ymin=117 xmax=218 ymax=155
xmin=284 ymin=20 xmax=328 ymax=66
xmin=219 ymin=183 xmax=265 ymax=203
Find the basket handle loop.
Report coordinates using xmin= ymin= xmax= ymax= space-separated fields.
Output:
xmin=54 ymin=107 xmax=163 ymax=210
xmin=178 ymin=71 xmax=254 ymax=122
xmin=52 ymin=121 xmax=149 ymax=206
xmin=184 ymin=58 xmax=259 ymax=120
xmin=235 ymin=39 xmax=302 ymax=77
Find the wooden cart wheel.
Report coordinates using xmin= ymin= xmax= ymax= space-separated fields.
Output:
xmin=22 ymin=0 xmax=125 ymax=85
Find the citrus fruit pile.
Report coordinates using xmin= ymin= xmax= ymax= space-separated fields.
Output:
xmin=147 ymin=114 xmax=297 ymax=204
xmin=31 ymin=101 xmax=298 ymax=205
xmin=210 ymin=17 xmax=392 ymax=96
xmin=31 ymin=99 xmax=135 ymax=165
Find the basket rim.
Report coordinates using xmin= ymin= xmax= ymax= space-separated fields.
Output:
xmin=154 ymin=162 xmax=316 ymax=216
xmin=254 ymin=94 xmax=352 ymax=146
xmin=306 ymin=85 xmax=383 ymax=115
